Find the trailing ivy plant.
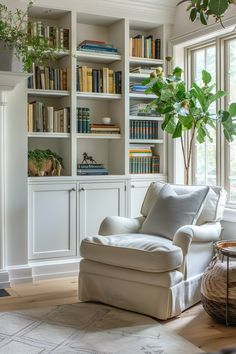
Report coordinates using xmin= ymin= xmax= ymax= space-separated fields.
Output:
xmin=0 ymin=1 xmax=59 ymax=71
xmin=177 ymin=0 xmax=236 ymax=27
xmin=144 ymin=65 xmax=236 ymax=184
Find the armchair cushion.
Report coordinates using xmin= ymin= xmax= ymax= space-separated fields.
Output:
xmin=140 ymin=184 xmax=209 ymax=240
xmin=80 ymin=233 xmax=183 ymax=273
xmin=141 ymin=182 xmax=226 ymax=226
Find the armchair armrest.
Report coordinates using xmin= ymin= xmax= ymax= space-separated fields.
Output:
xmin=99 ymin=216 xmax=145 ymax=236
xmin=173 ymin=222 xmax=222 ymax=257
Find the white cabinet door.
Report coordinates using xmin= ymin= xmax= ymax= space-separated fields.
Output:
xmin=28 ymin=183 xmax=77 ymax=260
xmin=129 ymin=180 xmax=152 ymax=218
xmin=78 ymin=181 xmax=126 ymax=244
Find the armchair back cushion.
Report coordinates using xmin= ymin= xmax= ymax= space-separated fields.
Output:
xmin=141 ymin=182 xmax=226 ymax=225
xmin=140 ymin=184 xmax=209 ymax=240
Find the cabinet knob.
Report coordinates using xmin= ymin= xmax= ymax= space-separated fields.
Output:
xmin=131 ymin=185 xmax=135 ymax=188
xmin=70 ymin=188 xmax=76 ymax=192
xmin=79 ymin=187 xmax=85 ymax=192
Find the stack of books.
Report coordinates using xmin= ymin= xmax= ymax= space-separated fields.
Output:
xmin=130 ymin=103 xmax=158 ymax=116
xmin=77 ymin=40 xmax=118 ymax=54
xmin=77 ymin=66 xmax=122 ymax=94
xmin=28 ymin=102 xmax=70 ymax=133
xmin=129 ymin=120 xmax=158 ymax=139
xmin=90 ymin=124 xmax=120 ymax=135
xmin=130 ymin=66 xmax=158 ymax=75
xmin=129 ymin=35 xmax=161 ymax=59
xmin=129 ymin=82 xmax=147 ymax=93
xmin=77 ymin=107 xmax=91 ymax=133
xmin=28 ymin=21 xmax=70 ymax=50
xmin=129 ymin=144 xmax=160 ymax=174
xmin=77 ymin=163 xmax=108 ymax=176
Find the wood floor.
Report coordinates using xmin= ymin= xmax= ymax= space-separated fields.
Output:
xmin=0 ymin=277 xmax=235 ymax=353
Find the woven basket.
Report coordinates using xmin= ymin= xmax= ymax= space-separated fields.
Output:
xmin=201 ymin=257 xmax=236 ymax=325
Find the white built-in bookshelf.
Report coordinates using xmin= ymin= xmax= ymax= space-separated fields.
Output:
xmin=26 ymin=5 xmax=169 ymax=179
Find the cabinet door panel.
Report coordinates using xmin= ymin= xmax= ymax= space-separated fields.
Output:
xmin=129 ymin=181 xmax=152 ymax=218
xmin=79 ymin=182 xmax=125 ymax=245
xmin=29 ymin=183 xmax=77 ymax=260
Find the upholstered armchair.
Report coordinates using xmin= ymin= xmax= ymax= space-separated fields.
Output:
xmin=79 ymin=182 xmax=226 ymax=320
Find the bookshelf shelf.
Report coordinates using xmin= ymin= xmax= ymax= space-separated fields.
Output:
xmin=129 ymin=115 xmax=163 ymax=121
xmin=28 ymin=47 xmax=70 ymax=59
xmin=27 ymin=89 xmax=70 ymax=97
xmin=28 ymin=132 xmax=70 ymax=138
xmin=129 ymin=57 xmax=164 ymax=66
xmin=76 ymin=133 xmax=121 ymax=139
xmin=129 ymin=139 xmax=164 ymax=144
xmin=129 ymin=93 xmax=156 ymax=99
xmin=77 ymin=92 xmax=121 ymax=100
xmin=76 ymin=50 xmax=122 ymax=63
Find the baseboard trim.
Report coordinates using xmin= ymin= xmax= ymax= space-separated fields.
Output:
xmin=0 ymin=270 xmax=10 ymax=289
xmin=7 ymin=264 xmax=33 ymax=285
xmin=30 ymin=258 xmax=80 ymax=281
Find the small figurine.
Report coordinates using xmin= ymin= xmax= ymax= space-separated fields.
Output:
xmin=82 ymin=152 xmax=97 ymax=164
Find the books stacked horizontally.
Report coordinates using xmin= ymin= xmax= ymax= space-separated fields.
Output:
xmin=129 ymin=120 xmax=158 ymax=140
xmin=77 ymin=163 xmax=108 ymax=176
xmin=77 ymin=107 xmax=91 ymax=133
xmin=130 ymin=103 xmax=159 ymax=116
xmin=129 ymin=82 xmax=146 ymax=93
xmin=77 ymin=40 xmax=118 ymax=55
xmin=129 ymin=35 xmax=161 ymax=59
xmin=129 ymin=144 xmax=160 ymax=174
xmin=130 ymin=66 xmax=158 ymax=75
xmin=28 ymin=21 xmax=70 ymax=50
xmin=28 ymin=101 xmax=70 ymax=133
xmin=90 ymin=124 xmax=120 ymax=135
xmin=77 ymin=66 xmax=122 ymax=94
xmin=28 ymin=64 xmax=68 ymax=91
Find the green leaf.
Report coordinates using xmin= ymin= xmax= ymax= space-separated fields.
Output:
xmin=208 ymin=0 xmax=229 ymax=16
xmin=200 ymin=10 xmax=208 ymax=25
xmin=229 ymin=102 xmax=236 ymax=117
xmin=178 ymin=114 xmax=193 ymax=129
xmin=207 ymin=90 xmax=226 ymax=108
xmin=197 ymin=125 xmax=207 ymax=143
xmin=191 ymin=83 xmax=206 ymax=110
xmin=173 ymin=121 xmax=183 ymax=138
xmin=190 ymin=7 xmax=198 ymax=21
xmin=173 ymin=66 xmax=183 ymax=78
xmin=162 ymin=115 xmax=176 ymax=134
xmin=202 ymin=70 xmax=212 ymax=85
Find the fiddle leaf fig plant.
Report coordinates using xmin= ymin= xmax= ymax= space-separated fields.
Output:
xmin=177 ymin=0 xmax=236 ymax=28
xmin=144 ymin=64 xmax=236 ymax=184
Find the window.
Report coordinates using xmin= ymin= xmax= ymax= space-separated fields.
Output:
xmin=187 ymin=35 xmax=236 ymax=205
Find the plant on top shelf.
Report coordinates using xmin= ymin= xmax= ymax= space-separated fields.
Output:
xmin=28 ymin=149 xmax=64 ymax=177
xmin=0 ymin=0 xmax=58 ymax=72
xmin=177 ymin=0 xmax=236 ymax=27
xmin=143 ymin=60 xmax=236 ymax=184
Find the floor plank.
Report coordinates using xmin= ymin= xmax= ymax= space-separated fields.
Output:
xmin=0 ymin=277 xmax=235 ymax=352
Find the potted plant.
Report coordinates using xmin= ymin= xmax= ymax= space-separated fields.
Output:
xmin=144 ymin=63 xmax=236 ymax=184
xmin=0 ymin=0 xmax=58 ymax=72
xmin=28 ymin=149 xmax=64 ymax=177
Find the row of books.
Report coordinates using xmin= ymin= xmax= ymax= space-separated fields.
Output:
xmin=77 ymin=66 xmax=122 ymax=94
xmin=77 ymin=40 xmax=118 ymax=54
xmin=28 ymin=102 xmax=70 ymax=133
xmin=28 ymin=21 xmax=70 ymax=50
xmin=129 ymin=155 xmax=160 ymax=174
xmin=129 ymin=35 xmax=161 ymax=59
xmin=77 ymin=107 xmax=91 ymax=133
xmin=28 ymin=64 xmax=68 ymax=91
xmin=129 ymin=120 xmax=158 ymax=140
xmin=130 ymin=66 xmax=159 ymax=75
xmin=90 ymin=124 xmax=120 ymax=135
xmin=130 ymin=103 xmax=159 ymax=117
xmin=77 ymin=163 xmax=108 ymax=176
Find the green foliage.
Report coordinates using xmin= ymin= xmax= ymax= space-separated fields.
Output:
xmin=0 ymin=1 xmax=59 ymax=72
xmin=177 ymin=0 xmax=234 ymax=27
xmin=28 ymin=149 xmax=64 ymax=170
xmin=144 ymin=64 xmax=236 ymax=183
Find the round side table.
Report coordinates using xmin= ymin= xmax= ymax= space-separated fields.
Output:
xmin=201 ymin=241 xmax=236 ymax=326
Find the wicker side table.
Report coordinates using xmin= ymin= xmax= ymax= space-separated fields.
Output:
xmin=201 ymin=241 xmax=236 ymax=326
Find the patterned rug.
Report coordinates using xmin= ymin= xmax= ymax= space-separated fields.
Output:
xmin=0 ymin=302 xmax=204 ymax=353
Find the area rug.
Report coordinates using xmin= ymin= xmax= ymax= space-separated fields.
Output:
xmin=0 ymin=302 xmax=204 ymax=353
